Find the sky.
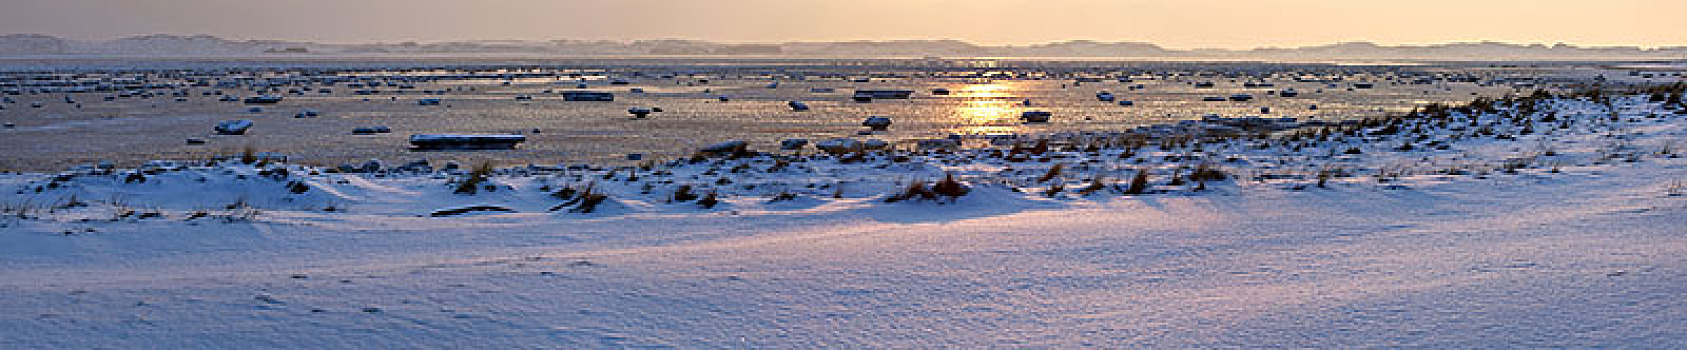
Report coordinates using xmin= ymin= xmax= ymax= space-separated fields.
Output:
xmin=2 ymin=0 xmax=1684 ymax=50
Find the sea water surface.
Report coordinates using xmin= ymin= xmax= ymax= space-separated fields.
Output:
xmin=0 ymin=57 xmax=1632 ymax=171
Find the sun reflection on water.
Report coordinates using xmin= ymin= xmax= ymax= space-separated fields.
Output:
xmin=948 ymin=83 xmax=1025 ymax=135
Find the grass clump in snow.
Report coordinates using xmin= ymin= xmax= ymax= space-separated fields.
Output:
xmin=257 ymin=167 xmax=290 ymax=180
xmin=2 ymin=201 xmax=42 ymax=222
xmin=53 ymin=195 xmax=87 ymax=210
xmin=1043 ymin=182 xmax=1065 ymax=197
xmin=932 ymin=174 xmax=970 ymax=199
xmin=697 ymin=192 xmax=720 ymax=209
xmin=1078 ymin=175 xmax=1108 ymax=195
xmin=551 ymin=183 xmax=610 ymax=213
xmin=551 ymin=184 xmax=578 ymax=200
xmin=768 ymin=191 xmax=797 ymax=203
xmin=672 ymin=184 xmax=698 ymax=202
xmin=1189 ymin=162 xmax=1228 ymax=182
xmin=453 ymin=161 xmax=493 ymax=195
xmin=286 ymin=181 xmax=310 ymax=194
xmin=1038 ymin=163 xmax=1064 ymax=183
xmin=1122 ymin=169 xmax=1150 ymax=195
xmin=217 ymin=197 xmax=260 ymax=222
xmin=240 ymin=145 xmax=259 ymax=164
xmin=886 ymin=175 xmax=970 ymax=203
xmin=886 ymin=181 xmax=935 ymax=203
xmin=123 ymin=172 xmax=147 ymax=184
xmin=1316 ymin=166 xmax=1342 ymax=188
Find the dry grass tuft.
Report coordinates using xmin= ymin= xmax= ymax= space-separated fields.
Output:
xmin=1189 ymin=162 xmax=1229 ymax=182
xmin=454 ymin=161 xmax=494 ymax=194
xmin=697 ymin=191 xmax=720 ymax=209
xmin=931 ymin=174 xmax=970 ymax=199
xmin=1123 ymin=169 xmax=1150 ymax=195
xmin=1038 ymin=164 xmax=1064 ymax=183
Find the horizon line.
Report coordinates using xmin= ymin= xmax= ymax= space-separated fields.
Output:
xmin=8 ymin=33 xmax=1687 ymax=51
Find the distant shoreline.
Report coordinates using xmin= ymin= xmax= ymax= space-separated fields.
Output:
xmin=0 ymin=55 xmax=1679 ymax=74
xmin=6 ymin=34 xmax=1687 ymax=62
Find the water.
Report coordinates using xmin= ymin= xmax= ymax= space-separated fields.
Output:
xmin=0 ymin=58 xmax=1624 ymax=171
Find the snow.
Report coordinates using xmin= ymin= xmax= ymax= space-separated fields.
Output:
xmin=1 ymin=95 xmax=1685 ymax=347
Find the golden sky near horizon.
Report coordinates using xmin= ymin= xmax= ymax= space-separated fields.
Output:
xmin=3 ymin=0 xmax=1683 ymax=49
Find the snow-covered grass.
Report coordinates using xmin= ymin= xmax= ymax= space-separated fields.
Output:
xmin=1 ymin=91 xmax=1686 ymax=347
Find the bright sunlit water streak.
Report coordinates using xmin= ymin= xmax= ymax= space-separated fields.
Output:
xmin=949 ymin=83 xmax=1026 ymax=135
